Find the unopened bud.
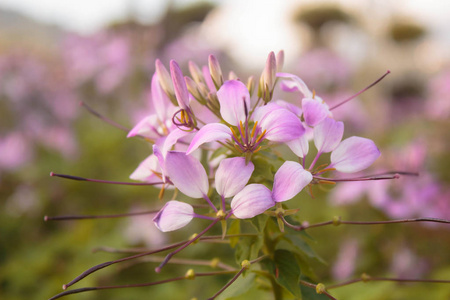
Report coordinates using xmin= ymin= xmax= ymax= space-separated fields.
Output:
xmin=241 ymin=260 xmax=251 ymax=270
xmin=188 ymin=61 xmax=204 ymax=84
xmin=247 ymin=76 xmax=255 ymax=96
xmin=332 ymin=216 xmax=341 ymax=226
xmin=263 ymin=51 xmax=276 ymax=89
xmin=208 ymin=55 xmax=224 ymax=89
xmin=155 ymin=59 xmax=177 ymax=106
xmin=316 ymin=283 xmax=326 ymax=294
xmin=210 ymin=258 xmax=220 ymax=268
xmin=185 ymin=269 xmax=196 ymax=280
xmin=361 ymin=272 xmax=371 ymax=282
xmin=276 ymin=50 xmax=285 ymax=72
xmin=190 ymin=233 xmax=199 ymax=244
xmin=228 ymin=71 xmax=238 ymax=80
xmin=185 ymin=76 xmax=205 ymax=105
xmin=170 ymin=60 xmax=190 ymax=109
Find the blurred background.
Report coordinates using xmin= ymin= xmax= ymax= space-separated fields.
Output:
xmin=0 ymin=0 xmax=449 ymax=299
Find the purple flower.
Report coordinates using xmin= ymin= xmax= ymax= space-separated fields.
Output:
xmin=186 ymin=80 xmax=305 ymax=155
xmin=277 ymin=72 xmax=332 ymax=126
xmin=231 ymin=161 xmax=312 ymax=218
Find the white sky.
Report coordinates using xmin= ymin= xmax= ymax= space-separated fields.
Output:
xmin=0 ymin=0 xmax=448 ymax=67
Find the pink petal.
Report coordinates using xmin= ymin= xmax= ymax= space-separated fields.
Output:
xmin=152 ymin=145 xmax=167 ymax=182
xmin=330 ymin=136 xmax=381 ymax=173
xmin=170 ymin=60 xmax=189 ymax=109
xmin=151 ymin=73 xmax=175 ymax=122
xmin=275 ymin=100 xmax=302 ymax=117
xmin=162 ymin=128 xmax=193 ymax=155
xmin=129 ymin=154 xmax=161 ymax=183
xmin=153 ymin=200 xmax=194 ymax=232
xmin=127 ymin=115 xmax=161 ymax=139
xmin=186 ymin=123 xmax=231 ymax=155
xmin=217 ymin=80 xmax=250 ymax=126
xmin=165 ymin=151 xmax=209 ymax=198
xmin=302 ymin=98 xmax=330 ymax=126
xmin=215 ymin=157 xmax=254 ymax=198
xmin=276 ymin=72 xmax=313 ymax=98
xmin=202 ymin=65 xmax=216 ymax=92
xmin=231 ymin=184 xmax=275 ymax=219
xmin=286 ymin=133 xmax=310 ymax=158
xmin=257 ymin=108 xmax=305 ymax=142
xmin=314 ymin=118 xmax=344 ymax=153
xmin=272 ymin=161 xmax=313 ymax=202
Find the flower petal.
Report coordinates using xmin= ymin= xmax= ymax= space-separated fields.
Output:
xmin=186 ymin=123 xmax=231 ymax=155
xmin=151 ymin=73 xmax=175 ymax=122
xmin=129 ymin=154 xmax=161 ymax=183
xmin=231 ymin=184 xmax=275 ymax=219
xmin=286 ymin=133 xmax=310 ymax=158
xmin=275 ymin=100 xmax=302 ymax=117
xmin=127 ymin=115 xmax=161 ymax=139
xmin=153 ymin=200 xmax=194 ymax=232
xmin=314 ymin=118 xmax=344 ymax=153
xmin=272 ymin=161 xmax=313 ymax=202
xmin=257 ymin=108 xmax=305 ymax=142
xmin=165 ymin=151 xmax=209 ymax=198
xmin=162 ymin=128 xmax=192 ymax=155
xmin=302 ymin=98 xmax=330 ymax=126
xmin=170 ymin=60 xmax=189 ymax=109
xmin=215 ymin=157 xmax=254 ymax=198
xmin=217 ymin=80 xmax=250 ymax=126
xmin=276 ymin=72 xmax=313 ymax=98
xmin=330 ymin=136 xmax=381 ymax=173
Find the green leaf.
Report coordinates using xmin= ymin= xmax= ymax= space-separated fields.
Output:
xmin=210 ymin=146 xmax=230 ymax=160
xmin=284 ymin=233 xmax=327 ymax=265
xmin=252 ymin=157 xmax=275 ymax=183
xmin=235 ymin=236 xmax=263 ymax=264
xmin=227 ymin=219 xmax=240 ymax=248
xmin=216 ymin=272 xmax=256 ymax=300
xmin=271 ymin=249 xmax=303 ymax=298
xmin=248 ymin=214 xmax=269 ymax=233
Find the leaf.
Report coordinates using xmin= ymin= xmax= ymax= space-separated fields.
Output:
xmin=264 ymin=249 xmax=302 ymax=299
xmin=251 ymin=157 xmax=275 ymax=183
xmin=248 ymin=214 xmax=269 ymax=233
xmin=210 ymin=146 xmax=230 ymax=160
xmin=284 ymin=233 xmax=327 ymax=265
xmin=235 ymin=236 xmax=263 ymax=264
xmin=216 ymin=272 xmax=256 ymax=300
xmin=227 ymin=219 xmax=240 ymax=248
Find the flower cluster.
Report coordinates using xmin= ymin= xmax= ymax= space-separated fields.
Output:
xmin=47 ymin=51 xmax=450 ymax=300
xmin=128 ymin=51 xmax=381 ymax=234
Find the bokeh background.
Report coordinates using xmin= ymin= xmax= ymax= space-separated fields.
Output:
xmin=0 ymin=0 xmax=449 ymax=299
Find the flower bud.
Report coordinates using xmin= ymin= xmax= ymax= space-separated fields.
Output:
xmin=170 ymin=60 xmax=190 ymax=109
xmin=208 ymin=54 xmax=224 ymax=89
xmin=155 ymin=59 xmax=177 ymax=106
xmin=247 ymin=76 xmax=255 ymax=96
xmin=188 ymin=61 xmax=204 ymax=84
xmin=276 ymin=50 xmax=285 ymax=72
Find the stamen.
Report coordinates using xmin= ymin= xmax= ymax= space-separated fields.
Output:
xmin=330 ymin=70 xmax=391 ymax=110
xmin=254 ymin=129 xmax=266 ymax=144
xmin=239 ymin=121 xmax=245 ymax=142
xmin=318 ymin=180 xmax=336 ymax=185
xmin=253 ymin=146 xmax=262 ymax=154
xmin=312 ymin=89 xmax=316 ymax=99
xmin=229 ymin=126 xmax=240 ymax=141
xmin=250 ymin=121 xmax=258 ymax=139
